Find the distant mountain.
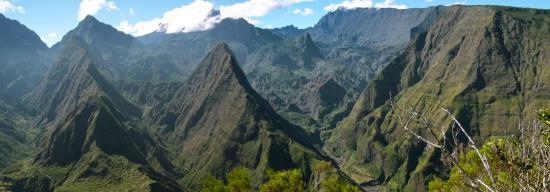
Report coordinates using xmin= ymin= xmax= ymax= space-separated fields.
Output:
xmin=149 ymin=43 xmax=336 ymax=188
xmin=0 ymin=14 xmax=51 ymax=103
xmin=126 ymin=54 xmax=183 ymax=82
xmin=52 ymin=16 xmax=144 ymax=78
xmin=138 ymin=18 xmax=282 ymax=79
xmin=325 ymin=6 xmax=550 ymax=191
xmin=246 ymin=33 xmax=354 ymax=128
xmin=310 ymin=7 xmax=436 ymax=48
xmin=115 ymin=80 xmax=183 ymax=114
xmin=246 ymin=7 xmax=441 ymax=130
xmin=269 ymin=25 xmax=306 ymax=39
xmin=308 ymin=7 xmax=438 ymax=87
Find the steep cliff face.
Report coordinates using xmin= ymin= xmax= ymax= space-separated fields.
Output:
xmin=150 ymin=43 xmax=336 ymax=188
xmin=326 ymin=6 xmax=550 ymax=190
xmin=308 ymin=7 xmax=438 ymax=83
xmin=0 ymin=14 xmax=51 ymax=103
xmin=310 ymin=7 xmax=435 ymax=47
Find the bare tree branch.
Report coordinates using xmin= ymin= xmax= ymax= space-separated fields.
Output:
xmin=441 ymin=108 xmax=497 ymax=189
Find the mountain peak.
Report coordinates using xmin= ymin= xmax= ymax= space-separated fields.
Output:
xmin=202 ymin=42 xmax=242 ymax=73
xmin=301 ymin=32 xmax=313 ymax=42
xmin=80 ymin=15 xmax=100 ymax=26
xmin=216 ymin=18 xmax=251 ymax=28
xmin=182 ymin=42 xmax=253 ymax=96
xmin=52 ymin=14 xmax=142 ymax=78
xmin=73 ymin=15 xmax=119 ymax=35
xmin=154 ymin=44 xmax=323 ymax=185
xmin=300 ymin=33 xmax=316 ymax=48
xmin=211 ymin=42 xmax=233 ymax=55
xmin=298 ymin=33 xmax=323 ymax=60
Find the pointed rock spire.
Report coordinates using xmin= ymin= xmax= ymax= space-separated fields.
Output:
xmin=79 ymin=15 xmax=101 ymax=26
xmin=299 ymin=33 xmax=323 ymax=59
xmin=181 ymin=42 xmax=256 ymax=98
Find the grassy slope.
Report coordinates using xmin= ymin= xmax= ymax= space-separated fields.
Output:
xmin=326 ymin=5 xmax=550 ymax=191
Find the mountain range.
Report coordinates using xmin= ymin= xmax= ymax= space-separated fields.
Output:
xmin=0 ymin=4 xmax=548 ymax=192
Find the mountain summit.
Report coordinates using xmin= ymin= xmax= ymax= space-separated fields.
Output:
xmin=52 ymin=16 xmax=143 ymax=78
xmin=149 ymin=43 xmax=329 ymax=187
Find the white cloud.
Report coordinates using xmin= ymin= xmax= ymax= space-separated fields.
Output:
xmin=425 ymin=0 xmax=433 ymax=2
xmin=324 ymin=0 xmax=406 ymax=11
xmin=264 ymin=25 xmax=274 ymax=29
xmin=117 ymin=0 xmax=217 ymax=36
xmin=40 ymin=32 xmax=60 ymax=47
xmin=106 ymin=1 xmax=117 ymax=10
xmin=0 ymin=0 xmax=24 ymax=13
xmin=118 ymin=0 xmax=311 ymax=36
xmin=78 ymin=0 xmax=118 ymax=21
xmin=293 ymin=8 xmax=314 ymax=16
xmin=48 ymin=33 xmax=58 ymax=38
xmin=219 ymin=0 xmax=312 ymax=19
xmin=324 ymin=0 xmax=373 ymax=11
xmin=447 ymin=0 xmax=467 ymax=5
xmin=128 ymin=8 xmax=135 ymax=16
xmin=375 ymin=0 xmax=407 ymax=9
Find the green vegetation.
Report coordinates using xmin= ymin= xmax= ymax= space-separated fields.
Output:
xmin=259 ymin=169 xmax=304 ymax=192
xmin=538 ymin=107 xmax=550 ymax=145
xmin=201 ymin=162 xmax=359 ymax=192
xmin=325 ymin=5 xmax=550 ymax=191
xmin=429 ymin=109 xmax=550 ymax=191
xmin=201 ymin=176 xmax=227 ymax=192
xmin=201 ymin=167 xmax=252 ymax=192
xmin=201 ymin=168 xmax=308 ymax=192
xmin=320 ymin=177 xmax=358 ymax=192
xmin=54 ymin=156 xmax=155 ymax=192
xmin=314 ymin=161 xmax=359 ymax=192
xmin=0 ymin=181 xmax=11 ymax=192
xmin=226 ymin=168 xmax=252 ymax=192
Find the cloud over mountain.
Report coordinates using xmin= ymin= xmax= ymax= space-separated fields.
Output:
xmin=117 ymin=0 xmax=217 ymax=36
xmin=78 ymin=0 xmax=118 ymax=21
xmin=324 ymin=0 xmax=406 ymax=11
xmin=117 ymin=0 xmax=312 ymax=36
xmin=0 ymin=0 xmax=24 ymax=13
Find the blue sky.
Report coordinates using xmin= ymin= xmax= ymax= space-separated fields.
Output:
xmin=1 ymin=0 xmax=548 ymax=46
